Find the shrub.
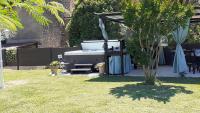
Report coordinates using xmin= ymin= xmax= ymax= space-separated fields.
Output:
xmin=50 ymin=61 xmax=60 ymax=67
xmin=5 ymin=48 xmax=17 ymax=64
xmin=68 ymin=0 xmax=124 ymax=46
xmin=186 ymin=24 xmax=200 ymax=44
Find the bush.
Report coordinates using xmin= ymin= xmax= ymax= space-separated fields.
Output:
xmin=68 ymin=0 xmax=124 ymax=46
xmin=5 ymin=48 xmax=17 ymax=64
xmin=50 ymin=61 xmax=60 ymax=67
xmin=186 ymin=24 xmax=200 ymax=44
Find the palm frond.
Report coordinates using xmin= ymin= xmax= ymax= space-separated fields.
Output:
xmin=14 ymin=2 xmax=51 ymax=26
xmin=45 ymin=1 xmax=66 ymax=25
xmin=0 ymin=0 xmax=68 ymax=31
xmin=0 ymin=14 xmax=23 ymax=31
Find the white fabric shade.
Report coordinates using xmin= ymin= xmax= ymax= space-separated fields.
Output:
xmin=99 ymin=18 xmax=109 ymax=40
xmin=173 ymin=21 xmax=190 ymax=73
xmin=0 ymin=32 xmax=4 ymax=89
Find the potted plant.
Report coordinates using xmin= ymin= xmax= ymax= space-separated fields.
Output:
xmin=50 ymin=61 xmax=60 ymax=76
xmin=95 ymin=62 xmax=105 ymax=76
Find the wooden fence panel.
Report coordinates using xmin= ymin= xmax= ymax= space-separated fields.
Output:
xmin=15 ymin=47 xmax=80 ymax=67
xmin=51 ymin=47 xmax=80 ymax=61
xmin=17 ymin=48 xmax=51 ymax=66
xmin=2 ymin=50 xmax=6 ymax=66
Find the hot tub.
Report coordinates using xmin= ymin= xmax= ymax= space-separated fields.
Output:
xmin=64 ymin=50 xmax=105 ymax=56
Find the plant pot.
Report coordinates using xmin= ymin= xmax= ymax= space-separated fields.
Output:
xmin=98 ymin=63 xmax=105 ymax=76
xmin=50 ymin=66 xmax=59 ymax=75
xmin=99 ymin=67 xmax=105 ymax=75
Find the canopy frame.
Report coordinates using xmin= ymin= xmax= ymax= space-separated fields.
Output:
xmin=95 ymin=9 xmax=200 ymax=76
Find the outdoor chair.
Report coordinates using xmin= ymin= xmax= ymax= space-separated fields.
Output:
xmin=194 ymin=49 xmax=200 ymax=73
xmin=185 ymin=49 xmax=197 ymax=74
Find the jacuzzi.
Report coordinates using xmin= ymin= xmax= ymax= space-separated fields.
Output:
xmin=64 ymin=50 xmax=105 ymax=56
xmin=64 ymin=40 xmax=120 ymax=64
xmin=64 ymin=40 xmax=132 ymax=74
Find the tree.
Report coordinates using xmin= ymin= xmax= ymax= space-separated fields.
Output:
xmin=123 ymin=0 xmax=193 ymax=85
xmin=0 ymin=0 xmax=67 ymax=88
xmin=68 ymin=0 xmax=123 ymax=46
xmin=0 ymin=0 xmax=66 ymax=31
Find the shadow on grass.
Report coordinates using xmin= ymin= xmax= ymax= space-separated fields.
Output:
xmin=110 ymin=84 xmax=193 ymax=103
xmin=87 ymin=76 xmax=200 ymax=84
xmin=87 ymin=76 xmax=141 ymax=82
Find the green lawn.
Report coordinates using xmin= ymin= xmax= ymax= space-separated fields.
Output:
xmin=1 ymin=69 xmax=200 ymax=113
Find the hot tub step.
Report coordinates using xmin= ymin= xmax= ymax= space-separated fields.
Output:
xmin=70 ymin=68 xmax=92 ymax=74
xmin=74 ymin=64 xmax=93 ymax=68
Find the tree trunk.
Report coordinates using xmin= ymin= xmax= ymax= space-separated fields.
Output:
xmin=143 ymin=65 xmax=156 ymax=85
xmin=143 ymin=46 xmax=161 ymax=85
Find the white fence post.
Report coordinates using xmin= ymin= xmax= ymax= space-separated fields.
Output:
xmin=0 ymin=32 xmax=4 ymax=89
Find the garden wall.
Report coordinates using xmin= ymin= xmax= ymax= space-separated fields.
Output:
xmin=7 ymin=0 xmax=74 ymax=48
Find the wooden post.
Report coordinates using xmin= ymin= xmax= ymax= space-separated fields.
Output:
xmin=35 ymin=42 xmax=38 ymax=48
xmin=4 ymin=49 xmax=7 ymax=66
xmin=104 ymin=40 xmax=109 ymax=76
xmin=120 ymin=40 xmax=124 ymax=76
xmin=50 ymin=48 xmax=53 ymax=63
xmin=16 ymin=48 xmax=20 ymax=70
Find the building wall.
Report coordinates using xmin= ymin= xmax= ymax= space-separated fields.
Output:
xmin=7 ymin=0 xmax=74 ymax=48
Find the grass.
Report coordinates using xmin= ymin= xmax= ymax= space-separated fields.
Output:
xmin=0 ymin=69 xmax=200 ymax=113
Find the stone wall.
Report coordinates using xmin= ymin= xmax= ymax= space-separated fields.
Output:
xmin=7 ymin=0 xmax=74 ymax=48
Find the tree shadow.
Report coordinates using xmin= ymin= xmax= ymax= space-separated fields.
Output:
xmin=87 ymin=76 xmax=200 ymax=84
xmin=87 ymin=76 xmax=142 ymax=82
xmin=158 ymin=77 xmax=200 ymax=84
xmin=110 ymin=84 xmax=193 ymax=103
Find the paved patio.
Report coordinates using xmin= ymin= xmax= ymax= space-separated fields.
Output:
xmin=5 ymin=66 xmax=200 ymax=78
xmin=63 ymin=66 xmax=200 ymax=78
xmin=126 ymin=66 xmax=200 ymax=78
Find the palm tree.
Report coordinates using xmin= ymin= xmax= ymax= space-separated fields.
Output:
xmin=0 ymin=0 xmax=67 ymax=88
xmin=0 ymin=0 xmax=67 ymax=31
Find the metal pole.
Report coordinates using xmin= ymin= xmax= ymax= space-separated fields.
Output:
xmin=120 ymin=40 xmax=124 ymax=76
xmin=104 ymin=40 xmax=109 ymax=76
xmin=16 ymin=48 xmax=20 ymax=70
xmin=0 ymin=32 xmax=4 ymax=89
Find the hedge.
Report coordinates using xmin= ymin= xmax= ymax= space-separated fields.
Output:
xmin=68 ymin=0 xmax=124 ymax=46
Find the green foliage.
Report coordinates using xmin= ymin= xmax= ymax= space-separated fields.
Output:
xmin=124 ymin=0 xmax=194 ymax=84
xmin=187 ymin=24 xmax=200 ymax=44
xmin=0 ymin=0 xmax=66 ymax=31
xmin=126 ymin=38 xmax=149 ymax=65
xmin=5 ymin=48 xmax=16 ymax=63
xmin=50 ymin=60 xmax=60 ymax=66
xmin=124 ymin=0 xmax=193 ymax=66
xmin=68 ymin=0 xmax=124 ymax=46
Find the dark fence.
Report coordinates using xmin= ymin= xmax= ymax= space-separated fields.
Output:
xmin=2 ymin=50 xmax=6 ymax=66
xmin=182 ymin=44 xmax=200 ymax=50
xmin=3 ymin=47 xmax=80 ymax=68
xmin=4 ymin=44 xmax=200 ymax=68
